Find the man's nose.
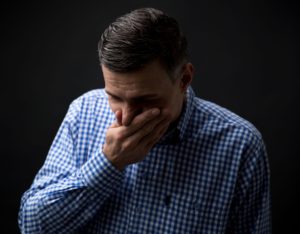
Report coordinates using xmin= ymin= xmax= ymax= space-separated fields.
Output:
xmin=122 ymin=103 xmax=142 ymax=126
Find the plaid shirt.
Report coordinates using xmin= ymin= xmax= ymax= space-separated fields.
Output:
xmin=19 ymin=87 xmax=271 ymax=233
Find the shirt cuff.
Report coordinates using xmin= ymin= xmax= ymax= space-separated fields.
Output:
xmin=80 ymin=150 xmax=124 ymax=194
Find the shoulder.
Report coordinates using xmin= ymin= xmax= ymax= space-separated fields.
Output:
xmin=69 ymin=88 xmax=108 ymax=110
xmin=70 ymin=89 xmax=108 ymax=106
xmin=64 ymin=88 xmax=111 ymax=123
xmin=192 ymin=97 xmax=264 ymax=150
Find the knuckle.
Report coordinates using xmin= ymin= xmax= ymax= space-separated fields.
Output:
xmin=106 ymin=137 xmax=112 ymax=144
xmin=122 ymin=141 xmax=129 ymax=149
xmin=122 ymin=141 xmax=134 ymax=151
xmin=115 ymin=131 xmax=123 ymax=141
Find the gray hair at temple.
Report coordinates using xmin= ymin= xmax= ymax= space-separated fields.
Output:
xmin=98 ymin=8 xmax=188 ymax=80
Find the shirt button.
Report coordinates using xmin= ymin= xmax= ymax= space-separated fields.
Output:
xmin=141 ymin=172 xmax=151 ymax=180
xmin=193 ymin=202 xmax=201 ymax=212
xmin=135 ymin=206 xmax=142 ymax=213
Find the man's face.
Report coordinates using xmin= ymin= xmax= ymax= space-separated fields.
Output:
xmin=102 ymin=59 xmax=193 ymax=126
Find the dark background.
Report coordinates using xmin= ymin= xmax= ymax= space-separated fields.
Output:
xmin=2 ymin=0 xmax=299 ymax=233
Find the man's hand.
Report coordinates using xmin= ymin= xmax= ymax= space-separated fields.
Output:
xmin=103 ymin=108 xmax=170 ymax=171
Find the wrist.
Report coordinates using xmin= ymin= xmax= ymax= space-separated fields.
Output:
xmin=103 ymin=150 xmax=126 ymax=171
xmin=111 ymin=161 xmax=126 ymax=171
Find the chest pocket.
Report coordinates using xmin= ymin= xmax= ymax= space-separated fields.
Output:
xmin=160 ymin=192 xmax=200 ymax=234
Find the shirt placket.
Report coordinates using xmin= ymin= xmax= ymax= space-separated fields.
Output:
xmin=127 ymin=145 xmax=177 ymax=233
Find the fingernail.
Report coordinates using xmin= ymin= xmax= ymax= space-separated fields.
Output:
xmin=151 ymin=109 xmax=160 ymax=115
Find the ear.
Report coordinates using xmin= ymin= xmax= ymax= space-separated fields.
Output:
xmin=179 ymin=63 xmax=194 ymax=93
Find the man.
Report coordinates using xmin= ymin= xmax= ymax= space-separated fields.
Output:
xmin=19 ymin=8 xmax=271 ymax=233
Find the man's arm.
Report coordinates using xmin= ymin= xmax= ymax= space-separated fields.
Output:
xmin=226 ymin=135 xmax=272 ymax=233
xmin=18 ymin=100 xmax=125 ymax=233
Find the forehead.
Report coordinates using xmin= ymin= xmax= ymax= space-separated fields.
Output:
xmin=102 ymin=60 xmax=174 ymax=98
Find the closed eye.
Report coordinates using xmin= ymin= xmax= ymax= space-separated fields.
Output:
xmin=105 ymin=90 xmax=161 ymax=104
xmin=109 ymin=94 xmax=121 ymax=101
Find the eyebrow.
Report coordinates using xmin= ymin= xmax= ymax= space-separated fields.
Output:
xmin=105 ymin=90 xmax=159 ymax=100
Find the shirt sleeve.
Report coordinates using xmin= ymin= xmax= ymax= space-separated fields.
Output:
xmin=225 ymin=134 xmax=272 ymax=234
xmin=18 ymin=99 xmax=124 ymax=234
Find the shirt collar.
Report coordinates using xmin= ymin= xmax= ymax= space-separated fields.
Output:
xmin=158 ymin=86 xmax=195 ymax=145
xmin=177 ymin=86 xmax=195 ymax=141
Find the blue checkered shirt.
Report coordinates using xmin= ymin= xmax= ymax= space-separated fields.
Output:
xmin=19 ymin=87 xmax=271 ymax=233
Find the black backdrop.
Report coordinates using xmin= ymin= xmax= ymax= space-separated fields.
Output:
xmin=2 ymin=1 xmax=299 ymax=233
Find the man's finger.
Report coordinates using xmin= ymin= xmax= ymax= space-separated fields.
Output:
xmin=123 ymin=117 xmax=167 ymax=146
xmin=144 ymin=123 xmax=169 ymax=150
xmin=120 ymin=108 xmax=161 ymax=137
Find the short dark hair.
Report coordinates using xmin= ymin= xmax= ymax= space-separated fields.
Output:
xmin=98 ymin=8 xmax=188 ymax=77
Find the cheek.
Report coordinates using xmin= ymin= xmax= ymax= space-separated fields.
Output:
xmin=160 ymin=99 xmax=182 ymax=122
xmin=160 ymin=107 xmax=174 ymax=121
